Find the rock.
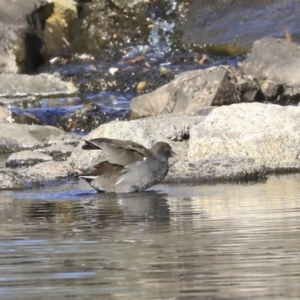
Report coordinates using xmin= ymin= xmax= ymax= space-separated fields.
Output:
xmin=167 ymin=156 xmax=267 ymax=182
xmin=41 ymin=0 xmax=77 ymax=60
xmin=0 ymin=159 xmax=73 ymax=190
xmin=0 ymin=107 xmax=13 ymax=123
xmin=0 ymin=124 xmax=65 ymax=153
xmin=0 ymin=24 xmax=19 ymax=74
xmin=188 ymin=103 xmax=300 ymax=170
xmin=46 ymin=133 xmax=81 ymax=146
xmin=20 ymin=161 xmax=73 ymax=181
xmin=0 ymin=74 xmax=77 ymax=98
xmin=37 ymin=144 xmax=75 ymax=161
xmin=130 ymin=66 xmax=260 ymax=118
xmin=0 ymin=0 xmax=78 ymax=72
xmin=38 ymin=133 xmax=80 ymax=160
xmin=6 ymin=150 xmax=52 ymax=168
xmin=0 ymin=169 xmax=26 ymax=189
xmin=0 ymin=0 xmax=54 ymax=72
xmin=69 ymin=108 xmax=271 ymax=182
xmin=69 ymin=114 xmax=205 ymax=170
xmin=241 ymin=38 xmax=300 ymax=87
xmin=257 ymin=79 xmax=284 ymax=100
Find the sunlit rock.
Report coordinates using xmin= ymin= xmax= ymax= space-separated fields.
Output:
xmin=189 ymin=103 xmax=300 ymax=171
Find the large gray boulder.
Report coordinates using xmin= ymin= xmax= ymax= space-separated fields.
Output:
xmin=130 ymin=66 xmax=259 ymax=118
xmin=189 ymin=103 xmax=300 ymax=170
xmin=241 ymin=38 xmax=300 ymax=87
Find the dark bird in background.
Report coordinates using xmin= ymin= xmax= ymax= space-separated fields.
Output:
xmin=74 ymin=138 xmax=177 ymax=193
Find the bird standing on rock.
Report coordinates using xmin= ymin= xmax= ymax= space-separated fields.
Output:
xmin=74 ymin=138 xmax=177 ymax=193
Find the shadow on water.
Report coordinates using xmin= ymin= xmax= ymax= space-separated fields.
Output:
xmin=0 ymin=175 xmax=300 ymax=299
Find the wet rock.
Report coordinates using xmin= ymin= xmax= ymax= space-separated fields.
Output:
xmin=0 ymin=74 xmax=77 ymax=98
xmin=58 ymin=102 xmax=109 ymax=133
xmin=0 ymin=124 xmax=65 ymax=153
xmin=167 ymin=156 xmax=268 ymax=182
xmin=130 ymin=66 xmax=260 ymax=118
xmin=19 ymin=161 xmax=73 ymax=181
xmin=69 ymin=113 xmax=206 ymax=171
xmin=189 ymin=103 xmax=300 ymax=171
xmin=6 ymin=150 xmax=52 ymax=168
xmin=241 ymin=38 xmax=300 ymax=87
xmin=0 ymin=169 xmax=26 ymax=189
xmin=0 ymin=97 xmax=42 ymax=108
xmin=67 ymin=0 xmax=187 ymax=62
xmin=37 ymin=144 xmax=75 ymax=161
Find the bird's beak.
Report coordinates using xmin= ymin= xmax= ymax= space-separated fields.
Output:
xmin=171 ymin=149 xmax=179 ymax=159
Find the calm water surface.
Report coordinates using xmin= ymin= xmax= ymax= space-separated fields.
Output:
xmin=0 ymin=174 xmax=300 ymax=299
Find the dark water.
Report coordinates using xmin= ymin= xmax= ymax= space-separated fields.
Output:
xmin=0 ymin=174 xmax=299 ymax=299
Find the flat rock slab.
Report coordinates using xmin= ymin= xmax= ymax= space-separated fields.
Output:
xmin=0 ymin=73 xmax=77 ymax=98
xmin=6 ymin=150 xmax=52 ymax=168
xmin=0 ymin=124 xmax=66 ymax=153
xmin=167 ymin=156 xmax=267 ymax=182
xmin=189 ymin=102 xmax=300 ymax=170
xmin=0 ymin=160 xmax=74 ymax=189
xmin=18 ymin=161 xmax=73 ymax=182
xmin=241 ymin=37 xmax=300 ymax=87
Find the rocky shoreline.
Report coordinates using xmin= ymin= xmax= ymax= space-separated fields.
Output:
xmin=2 ymin=36 xmax=300 ymax=189
xmin=1 ymin=1 xmax=300 ymax=190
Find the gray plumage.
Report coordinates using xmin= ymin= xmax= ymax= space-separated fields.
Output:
xmin=77 ymin=138 xmax=176 ymax=193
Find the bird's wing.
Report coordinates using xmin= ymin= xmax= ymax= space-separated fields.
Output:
xmin=82 ymin=138 xmax=151 ymax=166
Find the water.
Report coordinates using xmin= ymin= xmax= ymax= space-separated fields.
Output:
xmin=0 ymin=174 xmax=299 ymax=299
